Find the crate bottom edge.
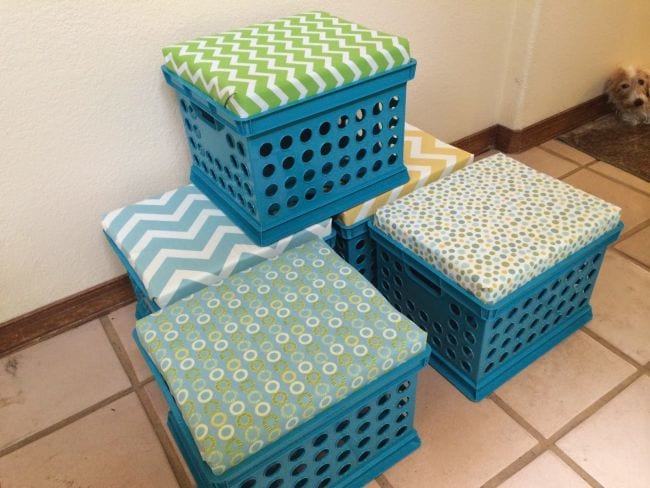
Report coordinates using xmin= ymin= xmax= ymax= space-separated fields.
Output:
xmin=168 ymin=407 xmax=421 ymax=488
xmin=429 ymin=306 xmax=592 ymax=401
xmin=191 ymin=165 xmax=408 ymax=246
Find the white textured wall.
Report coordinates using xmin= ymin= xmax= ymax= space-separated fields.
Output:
xmin=0 ymin=0 xmax=648 ymax=321
xmin=499 ymin=0 xmax=650 ymax=128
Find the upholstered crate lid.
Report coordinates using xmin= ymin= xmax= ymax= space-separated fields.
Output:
xmin=135 ymin=238 xmax=427 ymax=474
xmin=102 ymin=185 xmax=331 ymax=307
xmin=336 ymin=123 xmax=473 ymax=226
xmin=162 ymin=11 xmax=411 ymax=118
xmin=375 ymin=153 xmax=621 ymax=304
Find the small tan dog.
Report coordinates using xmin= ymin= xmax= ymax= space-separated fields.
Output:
xmin=605 ymin=66 xmax=650 ymax=125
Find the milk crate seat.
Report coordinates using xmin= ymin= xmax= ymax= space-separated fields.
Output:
xmin=334 ymin=123 xmax=473 ymax=282
xmin=370 ymin=153 xmax=622 ymax=400
xmin=102 ymin=184 xmax=332 ymax=319
xmin=134 ymin=239 xmax=429 ymax=488
xmin=162 ymin=11 xmax=416 ymax=245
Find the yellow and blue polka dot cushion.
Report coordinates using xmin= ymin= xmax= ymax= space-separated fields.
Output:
xmin=135 ymin=238 xmax=427 ymax=475
xmin=375 ymin=153 xmax=621 ymax=304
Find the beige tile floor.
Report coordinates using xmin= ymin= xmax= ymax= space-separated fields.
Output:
xmin=1 ymin=141 xmax=648 ymax=488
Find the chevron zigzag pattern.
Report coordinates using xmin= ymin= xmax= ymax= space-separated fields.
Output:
xmin=337 ymin=123 xmax=475 ymax=225
xmin=102 ymin=185 xmax=331 ymax=307
xmin=163 ymin=11 xmax=410 ymax=117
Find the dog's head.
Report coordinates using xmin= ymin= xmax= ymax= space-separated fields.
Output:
xmin=605 ymin=66 xmax=649 ymax=112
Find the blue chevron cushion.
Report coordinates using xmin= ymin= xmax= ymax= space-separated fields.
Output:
xmin=102 ymin=185 xmax=332 ymax=307
xmin=135 ymin=238 xmax=428 ymax=474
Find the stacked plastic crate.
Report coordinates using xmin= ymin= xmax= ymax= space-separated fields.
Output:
xmin=103 ymin=11 xmax=419 ymax=316
xmin=333 ymin=123 xmax=474 ymax=283
xmin=103 ymin=11 xmax=433 ymax=488
xmin=370 ymin=154 xmax=622 ymax=400
xmin=164 ymin=11 xmax=415 ymax=246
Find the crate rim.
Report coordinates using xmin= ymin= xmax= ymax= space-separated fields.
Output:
xmin=162 ymin=59 xmax=417 ymax=137
xmin=333 ymin=216 xmax=372 ymax=240
xmin=369 ymin=220 xmax=623 ymax=317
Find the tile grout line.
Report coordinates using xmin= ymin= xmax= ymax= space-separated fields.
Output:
xmin=546 ymin=369 xmax=644 ymax=444
xmin=537 ymin=144 xmax=597 ymax=167
xmin=484 ymin=368 xmax=644 ymax=487
xmin=0 ymin=319 xmax=158 ymax=461
xmin=613 ymin=219 xmax=650 ymax=246
xmin=580 ymin=326 xmax=644 ymax=369
xmin=140 ymin=375 xmax=156 ymax=387
xmin=375 ymin=474 xmax=396 ymax=488
xmin=584 ymin=166 xmax=650 ymax=198
xmin=612 ymin=248 xmax=650 ymax=273
xmin=489 ymin=394 xmax=545 ymax=443
xmin=99 ymin=315 xmax=140 ymax=385
xmin=549 ymin=445 xmax=605 ymax=488
xmin=557 ymin=165 xmax=584 ymax=180
xmin=480 ymin=444 xmax=546 ymax=488
xmin=536 ymin=145 xmax=596 ymax=168
xmin=0 ymin=386 xmax=134 ymax=458
xmin=100 ymin=315 xmax=193 ymax=488
xmin=481 ymin=395 xmax=547 ymax=487
xmin=133 ymin=384 xmax=194 ymax=488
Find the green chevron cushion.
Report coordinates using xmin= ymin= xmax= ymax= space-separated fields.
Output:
xmin=375 ymin=154 xmax=622 ymax=304
xmin=135 ymin=238 xmax=427 ymax=474
xmin=102 ymin=185 xmax=331 ymax=307
xmin=162 ymin=11 xmax=411 ymax=118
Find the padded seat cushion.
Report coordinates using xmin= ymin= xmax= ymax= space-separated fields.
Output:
xmin=135 ymin=239 xmax=427 ymax=474
xmin=102 ymin=185 xmax=331 ymax=307
xmin=375 ymin=154 xmax=621 ymax=304
xmin=162 ymin=11 xmax=411 ymax=118
xmin=337 ymin=123 xmax=474 ymax=225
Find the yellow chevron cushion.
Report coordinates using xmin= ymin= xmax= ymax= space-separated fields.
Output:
xmin=336 ymin=124 xmax=473 ymax=226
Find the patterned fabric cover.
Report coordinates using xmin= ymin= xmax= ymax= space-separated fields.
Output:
xmin=102 ymin=185 xmax=331 ymax=307
xmin=163 ymin=11 xmax=410 ymax=118
xmin=375 ymin=154 xmax=621 ymax=304
xmin=135 ymin=239 xmax=427 ymax=474
xmin=337 ymin=123 xmax=474 ymax=225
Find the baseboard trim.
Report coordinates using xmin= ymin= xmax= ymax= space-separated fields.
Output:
xmin=452 ymin=94 xmax=611 ymax=154
xmin=450 ymin=125 xmax=499 ymax=155
xmin=0 ymin=95 xmax=611 ymax=357
xmin=0 ymin=275 xmax=134 ymax=356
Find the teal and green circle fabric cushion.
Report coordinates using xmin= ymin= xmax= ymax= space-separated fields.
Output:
xmin=136 ymin=238 xmax=427 ymax=475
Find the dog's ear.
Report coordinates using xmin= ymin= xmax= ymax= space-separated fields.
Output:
xmin=641 ymin=69 xmax=650 ymax=96
xmin=604 ymin=68 xmax=626 ymax=100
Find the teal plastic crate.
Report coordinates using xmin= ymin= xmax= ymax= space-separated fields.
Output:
xmin=135 ymin=331 xmax=429 ymax=488
xmin=333 ymin=217 xmax=376 ymax=283
xmin=370 ymin=221 xmax=623 ymax=401
xmin=164 ymin=61 xmax=415 ymax=246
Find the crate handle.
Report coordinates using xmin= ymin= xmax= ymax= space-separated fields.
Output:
xmin=406 ymin=264 xmax=443 ymax=297
xmin=191 ymin=101 xmax=223 ymax=130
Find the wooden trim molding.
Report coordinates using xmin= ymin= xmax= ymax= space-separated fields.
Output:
xmin=0 ymin=94 xmax=612 ymax=357
xmin=450 ymin=125 xmax=499 ymax=156
xmin=452 ymin=94 xmax=611 ymax=154
xmin=497 ymin=94 xmax=611 ymax=153
xmin=0 ymin=275 xmax=134 ymax=356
